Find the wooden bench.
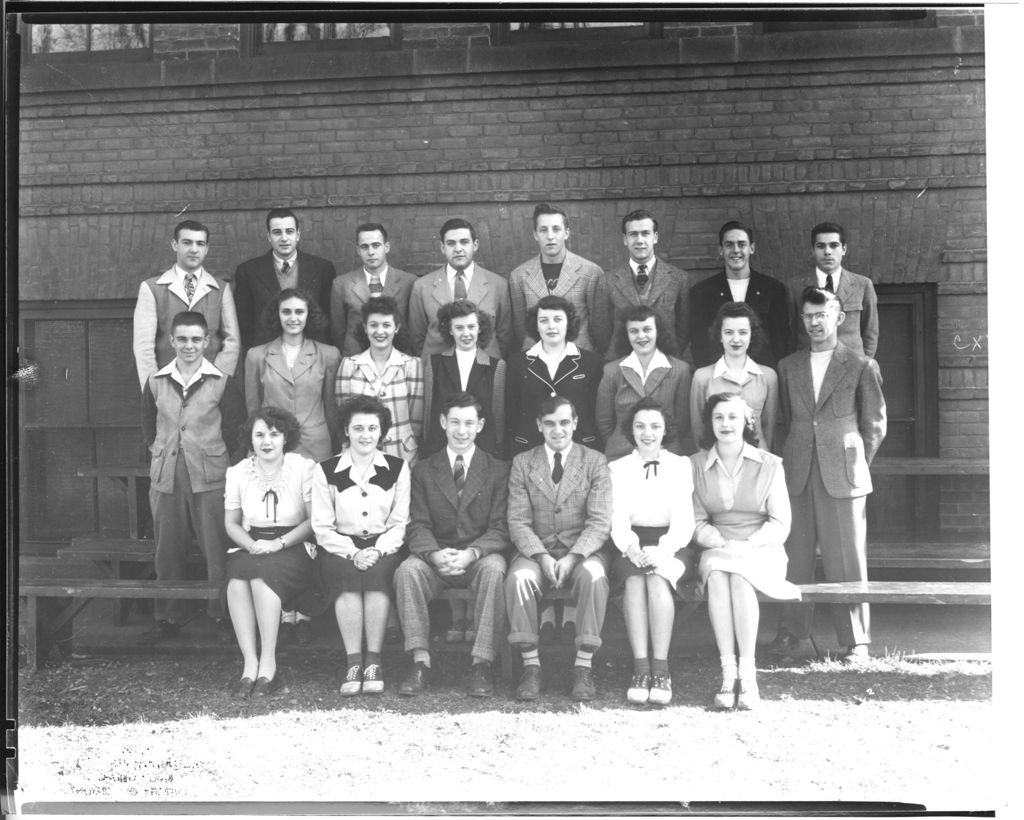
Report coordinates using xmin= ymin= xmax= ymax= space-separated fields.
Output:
xmin=864 ymin=540 xmax=989 ymax=571
xmin=19 ymin=578 xmax=220 ymax=672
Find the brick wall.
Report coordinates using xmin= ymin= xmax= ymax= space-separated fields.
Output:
xmin=16 ymin=17 xmax=988 ymax=537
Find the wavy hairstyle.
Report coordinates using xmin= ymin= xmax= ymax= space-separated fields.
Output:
xmin=699 ymin=391 xmax=759 ymax=450
xmin=436 ymin=299 xmax=494 ymax=351
xmin=259 ymin=288 xmax=329 ymax=338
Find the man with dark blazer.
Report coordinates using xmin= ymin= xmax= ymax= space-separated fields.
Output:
xmin=232 ymin=208 xmax=336 ymax=350
xmin=687 ymin=220 xmax=793 ymax=369
xmin=792 ymin=221 xmax=878 ymax=357
xmin=508 ymin=203 xmax=608 ymax=353
xmin=394 ymin=392 xmax=511 ymax=697
xmin=600 ymin=209 xmax=689 ymax=360
xmin=506 ymin=396 xmax=612 ymax=701
xmin=330 ymin=222 xmax=416 ymax=357
xmin=769 ymin=286 xmax=886 ymax=664
xmin=408 ymin=217 xmax=513 ymax=360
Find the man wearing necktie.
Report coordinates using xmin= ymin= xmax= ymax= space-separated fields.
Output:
xmin=505 ymin=396 xmax=613 ymax=701
xmin=394 ymin=392 xmax=511 ymax=697
xmin=408 ymin=217 xmax=513 ymax=360
xmin=330 ymin=222 xmax=416 ymax=357
xmin=231 ymin=208 xmax=336 ymax=352
xmin=792 ymin=222 xmax=878 ymax=357
xmin=133 ymin=220 xmax=240 ymax=389
xmin=598 ymin=209 xmax=690 ymax=361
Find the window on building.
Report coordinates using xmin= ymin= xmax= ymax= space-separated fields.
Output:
xmin=494 ymin=21 xmax=661 ymax=44
xmin=28 ymin=23 xmax=151 ymax=56
xmin=760 ymin=9 xmax=934 ymax=32
xmin=252 ymin=22 xmax=397 ymax=52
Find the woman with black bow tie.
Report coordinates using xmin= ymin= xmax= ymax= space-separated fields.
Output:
xmin=608 ymin=397 xmax=696 ymax=707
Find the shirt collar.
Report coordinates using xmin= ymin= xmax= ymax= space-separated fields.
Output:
xmin=526 ymin=340 xmax=580 ymax=358
xmin=334 ymin=449 xmax=389 ymax=474
xmin=703 ymin=442 xmax=763 ymax=472
xmin=275 ymin=252 xmax=298 ymax=271
xmin=620 ymin=349 xmax=670 ymax=377
xmin=629 ymin=258 xmax=655 ymax=275
xmin=155 ymin=356 xmax=222 ymax=388
xmin=447 ymin=445 xmax=476 ymax=471
xmin=711 ymin=356 xmax=763 ymax=378
xmin=353 ymin=347 xmax=406 ymax=368
xmin=815 ymin=267 xmax=842 ymax=288
xmin=446 ymin=263 xmax=475 ymax=282
xmin=545 ymin=443 xmax=572 ymax=467
xmin=364 ymin=265 xmax=388 ymax=281
xmin=170 ymin=265 xmax=218 ymax=287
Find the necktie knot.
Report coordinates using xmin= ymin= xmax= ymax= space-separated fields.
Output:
xmin=454 ymin=271 xmax=468 ymax=300
xmin=184 ymin=273 xmax=197 ymax=302
xmin=369 ymin=274 xmax=383 ymax=296
xmin=551 ymin=451 xmax=564 ymax=484
xmin=636 ymin=264 xmax=649 ymax=289
xmin=643 ymin=460 xmax=659 ymax=479
xmin=281 ymin=261 xmax=290 ymax=276
xmin=825 ymin=273 xmax=835 ymax=293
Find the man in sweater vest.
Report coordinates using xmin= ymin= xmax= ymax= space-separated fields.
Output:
xmin=141 ymin=311 xmax=245 ymax=637
xmin=133 ymin=220 xmax=241 ymax=390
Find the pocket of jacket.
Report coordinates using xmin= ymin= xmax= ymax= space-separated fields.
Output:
xmin=202 ymin=444 xmax=229 ymax=482
xmin=844 ymin=443 xmax=870 ymax=487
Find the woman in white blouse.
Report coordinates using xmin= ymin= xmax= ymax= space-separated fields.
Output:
xmin=312 ymin=395 xmax=411 ymax=696
xmin=224 ymin=407 xmax=317 ymax=699
xmin=608 ymin=397 xmax=696 ymax=707
xmin=691 ymin=392 xmax=800 ymax=711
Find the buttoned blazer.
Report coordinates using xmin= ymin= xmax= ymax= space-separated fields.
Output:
xmin=507 ymin=444 xmax=612 ymax=559
xmin=793 ymin=269 xmax=878 ymax=357
xmin=232 ymin=249 xmax=336 ymax=349
xmin=407 ymin=448 xmax=511 ymax=557
xmin=329 ymin=266 xmax=416 ymax=357
xmin=687 ymin=270 xmax=793 ymax=369
xmin=508 ymin=250 xmax=608 ymax=353
xmin=777 ymin=342 xmax=886 ymax=500
xmin=504 ymin=346 xmax=604 ymax=454
xmin=601 ymin=257 xmax=690 ymax=360
xmin=421 ymin=348 xmax=506 ymax=458
xmin=244 ymin=337 xmax=343 ymax=462
xmin=408 ymin=265 xmax=513 ymax=360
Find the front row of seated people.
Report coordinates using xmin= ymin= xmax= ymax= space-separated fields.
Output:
xmin=148 ymin=283 xmax=884 ymax=708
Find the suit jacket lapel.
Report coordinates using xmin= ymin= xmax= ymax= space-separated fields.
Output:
xmin=431 ymin=271 xmax=450 ymax=309
xmin=815 ymin=344 xmax=848 ymax=411
xmin=431 ymin=453 xmax=461 ymax=511
xmin=553 ymin=256 xmax=582 ymax=298
xmin=467 ymin=267 xmax=490 ymax=304
xmin=619 ymin=364 xmax=646 ymax=398
xmin=556 ymin=447 xmax=585 ymax=501
xmin=257 ymin=252 xmax=280 ymax=297
xmin=551 ymin=352 xmax=581 ymax=389
xmin=263 ymin=339 xmax=294 ymax=384
xmin=290 ymin=339 xmax=318 ymax=381
xmin=459 ymin=450 xmax=487 ymax=508
xmin=793 ymin=350 xmax=816 ymax=416
xmin=524 ymin=258 xmax=548 ymax=301
xmin=529 ymin=449 xmax=558 ymax=504
xmin=647 ymin=258 xmax=672 ymax=301
xmin=642 ymin=363 xmax=669 ymax=394
xmin=613 ymin=268 xmax=638 ymax=305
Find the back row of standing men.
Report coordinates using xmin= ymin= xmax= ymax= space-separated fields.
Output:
xmin=132 ymin=204 xmax=879 ymax=389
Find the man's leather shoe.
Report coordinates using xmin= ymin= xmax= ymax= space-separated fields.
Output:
xmin=571 ymin=665 xmax=596 ymax=701
xmin=252 ymin=674 xmax=283 ymax=697
xmin=466 ymin=662 xmax=494 ymax=697
xmin=399 ymin=662 xmax=429 ymax=696
xmin=516 ymin=665 xmax=542 ymax=700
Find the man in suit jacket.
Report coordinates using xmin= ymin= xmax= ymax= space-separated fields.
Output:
xmin=330 ymin=222 xmax=416 ymax=356
xmin=408 ymin=218 xmax=513 ymax=360
xmin=506 ymin=396 xmax=612 ymax=701
xmin=792 ymin=221 xmax=878 ymax=357
xmin=769 ymin=286 xmax=886 ymax=664
xmin=394 ymin=392 xmax=511 ymax=698
xmin=600 ymin=209 xmax=689 ymax=360
xmin=232 ymin=208 xmax=335 ymax=350
xmin=509 ymin=203 xmax=608 ymax=353
xmin=133 ymin=219 xmax=240 ymax=389
xmin=687 ymin=220 xmax=793 ymax=369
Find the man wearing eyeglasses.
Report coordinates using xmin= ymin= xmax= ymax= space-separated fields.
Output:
xmin=768 ymin=286 xmax=886 ymax=665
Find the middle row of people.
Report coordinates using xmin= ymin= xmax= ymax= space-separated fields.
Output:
xmin=244 ymin=286 xmax=776 ymax=465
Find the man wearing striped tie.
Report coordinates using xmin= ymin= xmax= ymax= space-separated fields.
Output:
xmin=330 ymin=222 xmax=416 ymax=357
xmin=393 ymin=392 xmax=511 ymax=697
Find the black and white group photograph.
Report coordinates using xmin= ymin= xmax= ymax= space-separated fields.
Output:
xmin=5 ymin=2 xmax=1013 ymax=816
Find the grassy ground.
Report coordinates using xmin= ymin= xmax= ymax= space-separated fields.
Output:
xmin=15 ymin=645 xmax=993 ymax=809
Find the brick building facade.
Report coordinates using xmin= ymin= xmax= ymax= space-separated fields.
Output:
xmin=15 ymin=13 xmax=987 ymax=545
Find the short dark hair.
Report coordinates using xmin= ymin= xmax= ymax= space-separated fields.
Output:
xmin=437 ymin=299 xmax=494 ymax=351
xmin=356 ymin=222 xmax=388 ymax=242
xmin=171 ymin=311 xmax=208 ymax=333
xmin=614 ymin=304 xmax=678 ymax=358
xmin=353 ymin=295 xmax=413 ymax=354
xmin=336 ymin=395 xmax=392 ymax=446
xmin=259 ymin=288 xmax=329 ymax=338
xmin=266 ymin=208 xmax=299 ymax=232
xmin=174 ymin=220 xmax=209 ymax=241
xmin=700 ymin=391 xmax=759 ymax=450
xmin=440 ymin=218 xmax=476 ymax=242
xmin=718 ymin=220 xmax=755 ymax=245
xmin=811 ymin=221 xmax=846 ymax=246
xmin=532 ymin=203 xmax=568 ymax=229
xmin=527 ymin=295 xmax=580 ymax=342
xmin=238 ymin=406 xmax=303 ymax=454
xmin=799 ymin=285 xmax=841 ymax=311
xmin=441 ymin=390 xmax=485 ymax=421
xmin=621 ymin=396 xmax=675 ymax=449
xmin=709 ymin=301 xmax=765 ymax=356
xmin=621 ymin=209 xmax=658 ymax=234
xmin=536 ymin=395 xmax=576 ymax=421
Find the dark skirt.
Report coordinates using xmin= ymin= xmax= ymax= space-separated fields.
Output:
xmin=611 ymin=526 xmax=698 ymax=593
xmin=317 ymin=534 xmax=404 ymax=596
xmin=226 ymin=526 xmax=319 ymax=613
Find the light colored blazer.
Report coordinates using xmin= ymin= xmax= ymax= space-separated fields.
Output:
xmin=777 ymin=342 xmax=886 ymax=500
xmin=601 ymin=257 xmax=690 ymax=360
xmin=244 ymin=337 xmax=342 ymax=462
xmin=507 ymin=444 xmax=612 ymax=560
xmin=508 ymin=250 xmax=607 ymax=353
xmin=330 ymin=266 xmax=416 ymax=357
xmin=407 ymin=447 xmax=510 ymax=557
xmin=408 ymin=264 xmax=513 ymax=360
xmin=793 ymin=268 xmax=878 ymax=357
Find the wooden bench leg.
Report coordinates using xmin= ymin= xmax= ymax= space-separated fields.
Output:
xmin=24 ymin=595 xmax=40 ymax=672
